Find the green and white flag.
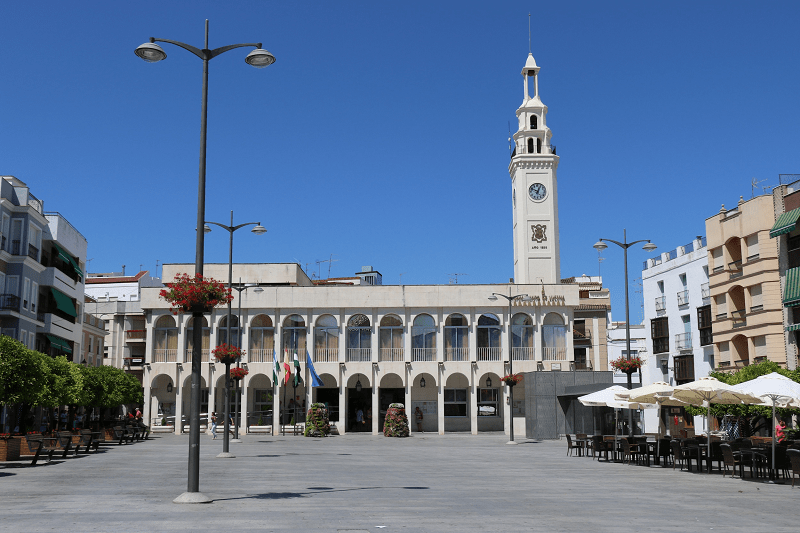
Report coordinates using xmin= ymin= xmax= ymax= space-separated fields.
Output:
xmin=272 ymin=350 xmax=281 ymax=385
xmin=293 ymin=352 xmax=301 ymax=387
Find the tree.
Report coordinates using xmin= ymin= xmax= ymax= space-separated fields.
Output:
xmin=0 ymin=336 xmax=49 ymax=406
xmin=39 ymin=355 xmax=84 ymax=408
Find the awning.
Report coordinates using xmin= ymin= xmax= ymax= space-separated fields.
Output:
xmin=787 ymin=324 xmax=800 ymax=332
xmin=784 ymin=267 xmax=800 ymax=307
xmin=50 ymin=287 xmax=77 ymax=317
xmin=52 ymin=242 xmax=83 ymax=277
xmin=770 ymin=207 xmax=800 ymax=238
xmin=46 ymin=334 xmax=73 ymax=354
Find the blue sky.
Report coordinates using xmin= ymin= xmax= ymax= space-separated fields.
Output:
xmin=2 ymin=1 xmax=799 ymax=319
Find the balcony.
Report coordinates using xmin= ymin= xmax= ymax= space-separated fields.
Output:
xmin=152 ymin=349 xmax=178 ymax=363
xmin=512 ymin=347 xmax=535 ymax=361
xmin=124 ymin=356 xmax=144 ymax=367
xmin=412 ymin=348 xmax=435 ymax=362
xmin=314 ymin=348 xmax=338 ymax=363
xmin=477 ymin=347 xmax=501 ymax=362
xmin=379 ymin=348 xmax=403 ymax=362
xmin=675 ymin=332 xmax=692 ymax=351
xmin=715 ymin=312 xmax=727 ymax=320
xmin=249 ymin=349 xmax=273 ymax=363
xmin=729 ymin=260 xmax=743 ymax=280
xmin=542 ymin=347 xmax=567 ymax=361
xmin=346 ymin=348 xmax=371 ymax=362
xmin=701 ymin=283 xmax=710 ymax=299
xmin=28 ymin=244 xmax=39 ymax=261
xmin=674 ymin=355 xmax=695 ymax=383
xmin=184 ymin=349 xmax=210 ymax=363
xmin=731 ymin=309 xmax=747 ymax=328
xmin=750 ymin=304 xmax=764 ymax=313
xmin=573 ymin=329 xmax=592 ymax=343
xmin=444 ymin=347 xmax=469 ymax=361
xmin=0 ymin=294 xmax=21 ymax=311
xmin=655 ymin=296 xmax=666 ymax=312
xmin=677 ymin=290 xmax=689 ymax=306
xmin=700 ymin=328 xmax=713 ymax=346
xmin=126 ymin=329 xmax=146 ymax=341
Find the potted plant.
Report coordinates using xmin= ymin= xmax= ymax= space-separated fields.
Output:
xmin=383 ymin=403 xmax=410 ymax=437
xmin=500 ymin=373 xmax=523 ymax=387
xmin=229 ymin=367 xmax=249 ymax=380
xmin=610 ymin=355 xmax=644 ymax=374
xmin=159 ymin=273 xmax=232 ymax=315
xmin=0 ymin=433 xmax=21 ymax=461
xmin=212 ymin=344 xmax=244 ymax=366
xmin=304 ymin=403 xmax=331 ymax=437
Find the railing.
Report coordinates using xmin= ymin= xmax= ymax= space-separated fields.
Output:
xmin=542 ymin=347 xmax=567 ymax=361
xmin=152 ymin=349 xmax=178 ymax=363
xmin=126 ymin=329 xmax=146 ymax=340
xmin=28 ymin=244 xmax=39 ymax=261
xmin=716 ymin=312 xmax=727 ymax=320
xmin=573 ymin=329 xmax=591 ymax=342
xmin=0 ymin=294 xmax=21 ymax=311
xmin=729 ymin=260 xmax=743 ymax=279
xmin=747 ymin=254 xmax=760 ymax=262
xmin=677 ymin=290 xmax=689 ymax=306
xmin=412 ymin=348 xmax=435 ymax=362
xmin=750 ymin=304 xmax=764 ymax=313
xmin=444 ymin=347 xmax=469 ymax=361
xmin=314 ymin=348 xmax=338 ymax=363
xmin=655 ymin=296 xmax=666 ymax=311
xmin=346 ymin=348 xmax=371 ymax=362
xmin=701 ymin=283 xmax=710 ymax=299
xmin=712 ymin=265 xmax=724 ymax=273
xmin=477 ymin=347 xmax=501 ymax=361
xmin=249 ymin=349 xmax=273 ymax=363
xmin=379 ymin=348 xmax=403 ymax=362
xmin=731 ymin=309 xmax=747 ymax=328
xmin=184 ymin=349 xmax=210 ymax=363
xmin=512 ymin=347 xmax=535 ymax=361
xmin=675 ymin=332 xmax=692 ymax=351
xmin=124 ymin=357 xmax=143 ymax=367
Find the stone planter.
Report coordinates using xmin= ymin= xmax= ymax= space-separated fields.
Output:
xmin=0 ymin=438 xmax=21 ymax=461
xmin=16 ymin=436 xmax=33 ymax=456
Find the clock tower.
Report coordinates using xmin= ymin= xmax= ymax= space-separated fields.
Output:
xmin=509 ymin=53 xmax=560 ymax=285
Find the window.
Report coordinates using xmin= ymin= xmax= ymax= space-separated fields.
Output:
xmin=0 ymin=213 xmax=8 ymax=251
xmin=745 ymin=234 xmax=759 ymax=261
xmin=31 ymin=282 xmax=38 ymax=313
xmin=10 ymin=219 xmax=22 ymax=255
xmin=444 ymin=313 xmax=468 ymax=361
xmin=573 ymin=348 xmax=588 ymax=370
xmin=542 ymin=313 xmax=566 ymax=360
xmin=697 ymin=305 xmax=712 ymax=346
xmin=185 ymin=316 xmax=210 ymax=362
xmin=20 ymin=330 xmax=27 ymax=345
xmin=679 ymin=273 xmax=687 ymax=287
xmin=651 ymin=317 xmax=669 ymax=354
xmin=314 ymin=314 xmax=338 ymax=362
xmin=674 ymin=354 xmax=695 ymax=383
xmin=444 ymin=389 xmax=467 ymax=417
xmin=536 ymin=138 xmax=542 ymax=153
xmin=282 ymin=314 xmax=306 ymax=356
xmin=217 ymin=315 xmax=240 ymax=347
xmin=347 ymin=314 xmax=371 ymax=361
xmin=511 ymin=313 xmax=534 ymax=360
xmin=476 ymin=314 xmax=500 ymax=361
xmin=379 ymin=315 xmax=403 ymax=362
xmin=712 ymin=247 xmax=724 ymax=272
xmin=249 ymin=315 xmax=274 ymax=361
xmin=22 ymin=278 xmax=30 ymax=310
xmin=154 ymin=315 xmax=178 ymax=362
xmin=530 ymin=115 xmax=538 ymax=129
xmin=412 ymin=314 xmax=436 ymax=361
xmin=253 ymin=389 xmax=272 ymax=418
xmin=789 ymin=235 xmax=800 ymax=269
xmin=478 ymin=388 xmax=499 ymax=416
xmin=749 ymin=284 xmax=763 ymax=311
xmin=28 ymin=224 xmax=42 ymax=261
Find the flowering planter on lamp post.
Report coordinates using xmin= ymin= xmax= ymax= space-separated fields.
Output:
xmin=159 ymin=273 xmax=233 ymax=316
xmin=212 ymin=344 xmax=244 ymax=456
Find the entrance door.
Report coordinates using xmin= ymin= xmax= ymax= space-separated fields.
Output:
xmin=379 ymin=388 xmax=405 ymax=429
xmin=348 ymin=387 xmax=371 ymax=432
xmin=315 ymin=388 xmax=340 ymax=422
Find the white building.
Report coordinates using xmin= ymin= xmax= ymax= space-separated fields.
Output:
xmin=641 ymin=236 xmax=712 ymax=435
xmin=133 ymin=53 xmax=611 ymax=437
xmin=606 ymin=322 xmax=646 ymax=386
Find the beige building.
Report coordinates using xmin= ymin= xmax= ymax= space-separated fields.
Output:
xmin=705 ymin=194 xmax=787 ymax=369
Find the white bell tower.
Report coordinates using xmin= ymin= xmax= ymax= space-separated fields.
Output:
xmin=509 ymin=53 xmax=560 ymax=285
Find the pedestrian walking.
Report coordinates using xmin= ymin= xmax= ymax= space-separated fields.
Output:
xmin=210 ymin=412 xmax=217 ymax=439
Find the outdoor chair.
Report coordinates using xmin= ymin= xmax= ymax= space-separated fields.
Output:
xmin=576 ymin=433 xmax=591 ymax=457
xmin=720 ymin=443 xmax=751 ymax=479
xmin=786 ymin=449 xmax=800 ymax=487
xmin=670 ymin=440 xmax=697 ymax=471
xmin=620 ymin=438 xmax=644 ymax=466
xmin=565 ymin=434 xmax=576 ymax=456
xmin=591 ymin=435 xmax=609 ymax=461
xmin=657 ymin=438 xmax=672 ymax=467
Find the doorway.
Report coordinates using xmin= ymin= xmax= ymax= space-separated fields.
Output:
xmin=348 ymin=387 xmax=371 ymax=432
xmin=315 ymin=388 xmax=340 ymax=422
xmin=379 ymin=387 xmax=405 ymax=429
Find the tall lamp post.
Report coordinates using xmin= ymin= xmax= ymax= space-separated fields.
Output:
xmin=489 ymin=290 xmax=532 ymax=445
xmin=205 ymin=211 xmax=266 ymax=457
xmin=135 ymin=21 xmax=274 ymax=503
xmin=230 ymin=278 xmax=256 ymax=441
xmin=593 ymin=230 xmax=656 ymax=438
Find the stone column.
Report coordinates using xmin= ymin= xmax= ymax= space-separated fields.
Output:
xmin=437 ymin=365 xmax=445 ymax=435
xmin=470 ymin=364 xmax=478 ymax=435
xmin=339 ymin=365 xmax=347 ymax=435
xmin=371 ymin=365 xmax=379 ymax=435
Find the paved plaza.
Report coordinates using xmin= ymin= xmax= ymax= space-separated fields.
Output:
xmin=1 ymin=433 xmax=797 ymax=532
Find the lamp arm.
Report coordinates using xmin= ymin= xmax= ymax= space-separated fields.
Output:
xmin=151 ymin=38 xmax=205 ymax=60
xmin=599 ymin=237 xmax=651 ymax=249
xmin=208 ymin=42 xmax=262 ymax=59
xmin=231 ymin=221 xmax=261 ymax=232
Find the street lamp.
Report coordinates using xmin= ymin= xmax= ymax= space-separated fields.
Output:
xmin=488 ymin=291 xmax=532 ymax=445
xmin=205 ymin=211 xmax=266 ymax=457
xmin=135 ymin=20 xmax=274 ymax=504
xmin=593 ymin=229 xmax=656 ymax=438
xmin=229 ymin=278 xmax=258 ymax=441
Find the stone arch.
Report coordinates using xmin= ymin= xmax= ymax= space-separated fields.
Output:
xmin=477 ymin=371 xmax=503 ymax=432
xmin=444 ymin=372 xmax=470 ymax=432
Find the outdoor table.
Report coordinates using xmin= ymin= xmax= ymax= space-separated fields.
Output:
xmin=574 ymin=436 xmax=591 ymax=457
xmin=642 ymin=441 xmax=659 ymax=466
xmin=603 ymin=436 xmax=622 ymax=462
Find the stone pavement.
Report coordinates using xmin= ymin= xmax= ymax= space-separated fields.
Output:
xmin=1 ymin=433 xmax=796 ymax=532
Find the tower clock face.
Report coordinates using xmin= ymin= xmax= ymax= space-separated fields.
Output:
xmin=528 ymin=183 xmax=547 ymax=201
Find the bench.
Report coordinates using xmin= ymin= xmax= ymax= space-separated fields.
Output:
xmin=25 ymin=434 xmax=58 ymax=466
xmin=73 ymin=430 xmax=100 ymax=456
xmin=112 ymin=426 xmax=133 ymax=445
xmin=55 ymin=431 xmax=74 ymax=458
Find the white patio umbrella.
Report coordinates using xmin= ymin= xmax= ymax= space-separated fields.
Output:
xmin=578 ymin=386 xmax=655 ymax=446
xmin=729 ymin=372 xmax=800 ymax=478
xmin=672 ymin=377 xmax=763 ymax=468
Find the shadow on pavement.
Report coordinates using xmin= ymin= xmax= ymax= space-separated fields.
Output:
xmin=215 ymin=485 xmax=429 ymax=502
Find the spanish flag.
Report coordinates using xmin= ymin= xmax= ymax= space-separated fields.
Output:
xmin=283 ymin=349 xmax=292 ymax=385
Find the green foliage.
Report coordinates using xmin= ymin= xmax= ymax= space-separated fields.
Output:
xmin=0 ymin=336 xmax=49 ymax=405
xmin=39 ymin=355 xmax=83 ymax=407
xmin=684 ymin=361 xmax=800 ymax=418
xmin=304 ymin=403 xmax=330 ymax=437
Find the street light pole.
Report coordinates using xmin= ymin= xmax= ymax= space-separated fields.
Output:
xmin=205 ymin=211 xmax=266 ymax=457
xmin=489 ymin=290 xmax=531 ymax=445
xmin=594 ymin=230 xmax=656 ymax=438
xmin=135 ymin=21 xmax=274 ymax=504
xmin=231 ymin=278 xmax=254 ymax=441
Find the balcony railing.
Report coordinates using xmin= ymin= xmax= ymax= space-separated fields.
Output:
xmin=477 ymin=347 xmax=501 ymax=361
xmin=512 ymin=347 xmax=535 ymax=361
xmin=701 ymin=283 xmax=710 ymax=299
xmin=655 ymin=296 xmax=666 ymax=311
xmin=712 ymin=265 xmax=724 ymax=273
xmin=542 ymin=347 xmax=567 ymax=361
xmin=314 ymin=348 xmax=339 ymax=363
xmin=346 ymin=348 xmax=371 ymax=362
xmin=677 ymin=290 xmax=689 ymax=306
xmin=716 ymin=312 xmax=727 ymax=320
xmin=675 ymin=332 xmax=692 ymax=351
xmin=184 ymin=349 xmax=210 ymax=363
xmin=28 ymin=244 xmax=39 ymax=261
xmin=126 ymin=329 xmax=146 ymax=340
xmin=152 ymin=349 xmax=178 ymax=363
xmin=412 ymin=348 xmax=435 ymax=362
xmin=747 ymin=254 xmax=760 ymax=263
xmin=729 ymin=260 xmax=743 ymax=279
xmin=731 ymin=309 xmax=747 ymax=328
xmin=444 ymin=347 xmax=469 ymax=361
xmin=0 ymin=294 xmax=21 ymax=311
xmin=379 ymin=348 xmax=403 ymax=362
xmin=249 ymin=349 xmax=273 ymax=363
xmin=573 ymin=329 xmax=591 ymax=342
xmin=750 ymin=304 xmax=764 ymax=313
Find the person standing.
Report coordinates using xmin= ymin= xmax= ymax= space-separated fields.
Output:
xmin=414 ymin=407 xmax=424 ymax=433
xmin=210 ymin=411 xmax=218 ymax=440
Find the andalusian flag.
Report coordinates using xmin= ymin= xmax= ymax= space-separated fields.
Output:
xmin=272 ymin=350 xmax=280 ymax=385
xmin=293 ymin=352 xmax=301 ymax=387
xmin=283 ymin=349 xmax=292 ymax=385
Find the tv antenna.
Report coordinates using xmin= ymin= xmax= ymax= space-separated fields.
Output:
xmin=751 ymin=177 xmax=768 ymax=198
xmin=448 ymin=273 xmax=467 ymax=284
xmin=316 ymin=254 xmax=338 ymax=280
